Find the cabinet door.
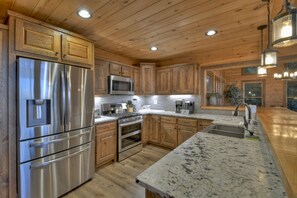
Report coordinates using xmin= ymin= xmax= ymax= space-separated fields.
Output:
xmin=149 ymin=116 xmax=161 ymax=144
xmin=140 ymin=64 xmax=155 ymax=95
xmin=96 ymin=130 xmax=115 ymax=167
xmin=61 ymin=34 xmax=94 ymax=67
xmin=142 ymin=115 xmax=150 ymax=145
xmin=95 ymin=122 xmax=116 ymax=167
xmin=178 ymin=125 xmax=197 ymax=145
xmin=197 ymin=119 xmax=213 ymax=131
xmin=15 ymin=18 xmax=61 ymax=60
xmin=156 ymin=68 xmax=172 ymax=94
xmin=94 ymin=59 xmax=109 ymax=95
xmin=109 ymin=63 xmax=122 ymax=76
xmin=121 ymin=66 xmax=133 ymax=78
xmin=172 ymin=65 xmax=194 ymax=94
xmin=133 ymin=68 xmax=140 ymax=95
xmin=160 ymin=123 xmax=177 ymax=149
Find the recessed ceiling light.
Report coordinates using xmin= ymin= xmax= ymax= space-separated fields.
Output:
xmin=150 ymin=46 xmax=158 ymax=51
xmin=205 ymin=30 xmax=217 ymax=36
xmin=78 ymin=9 xmax=91 ymax=19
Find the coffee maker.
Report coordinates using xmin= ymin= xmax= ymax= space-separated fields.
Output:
xmin=184 ymin=101 xmax=195 ymax=114
xmin=175 ymin=99 xmax=183 ymax=113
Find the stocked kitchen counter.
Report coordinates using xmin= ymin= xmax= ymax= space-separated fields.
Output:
xmin=257 ymin=108 xmax=297 ymax=198
xmin=136 ymin=124 xmax=287 ymax=197
xmin=94 ymin=116 xmax=118 ymax=124
xmin=139 ymin=109 xmax=244 ymax=127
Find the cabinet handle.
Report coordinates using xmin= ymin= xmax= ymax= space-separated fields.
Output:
xmin=55 ymin=52 xmax=59 ymax=56
xmin=63 ymin=54 xmax=66 ymax=58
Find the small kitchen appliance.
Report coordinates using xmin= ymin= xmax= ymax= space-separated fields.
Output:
xmin=175 ymin=99 xmax=183 ymax=113
xmin=184 ymin=101 xmax=195 ymax=114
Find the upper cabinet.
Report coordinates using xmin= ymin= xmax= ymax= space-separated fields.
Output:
xmin=140 ymin=63 xmax=155 ymax=95
xmin=156 ymin=68 xmax=172 ymax=94
xmin=110 ymin=62 xmax=133 ymax=78
xmin=94 ymin=59 xmax=109 ymax=95
xmin=14 ymin=17 xmax=94 ymax=68
xmin=172 ymin=64 xmax=194 ymax=94
xmin=133 ymin=68 xmax=140 ymax=95
xmin=61 ymin=34 xmax=94 ymax=66
xmin=15 ymin=19 xmax=61 ymax=60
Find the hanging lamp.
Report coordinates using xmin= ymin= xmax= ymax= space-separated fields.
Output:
xmin=257 ymin=25 xmax=268 ymax=76
xmin=272 ymin=0 xmax=297 ymax=47
xmin=261 ymin=0 xmax=278 ymax=68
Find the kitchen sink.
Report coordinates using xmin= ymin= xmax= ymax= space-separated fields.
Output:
xmin=203 ymin=124 xmax=245 ymax=139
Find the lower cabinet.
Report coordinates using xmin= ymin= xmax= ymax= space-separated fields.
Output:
xmin=145 ymin=115 xmax=213 ymax=149
xmin=149 ymin=115 xmax=161 ymax=144
xmin=95 ymin=121 xmax=116 ymax=167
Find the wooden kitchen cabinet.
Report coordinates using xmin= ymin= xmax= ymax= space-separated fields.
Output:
xmin=172 ymin=64 xmax=194 ymax=94
xmin=156 ymin=68 xmax=172 ymax=94
xmin=110 ymin=62 xmax=133 ymax=78
xmin=140 ymin=63 xmax=155 ymax=95
xmin=133 ymin=68 xmax=140 ymax=95
xmin=177 ymin=118 xmax=198 ymax=145
xmin=95 ymin=121 xmax=116 ymax=167
xmin=15 ymin=18 xmax=61 ymax=60
xmin=15 ymin=17 xmax=94 ymax=67
xmin=149 ymin=115 xmax=161 ymax=144
xmin=61 ymin=34 xmax=94 ymax=67
xmin=160 ymin=116 xmax=177 ymax=149
xmin=94 ymin=59 xmax=109 ymax=95
xmin=197 ymin=119 xmax=213 ymax=131
xmin=142 ymin=115 xmax=150 ymax=145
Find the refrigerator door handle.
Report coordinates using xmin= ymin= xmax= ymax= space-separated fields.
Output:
xmin=61 ymin=71 xmax=66 ymax=125
xmin=65 ymin=67 xmax=70 ymax=129
xmin=30 ymin=146 xmax=90 ymax=169
xmin=29 ymin=130 xmax=92 ymax=148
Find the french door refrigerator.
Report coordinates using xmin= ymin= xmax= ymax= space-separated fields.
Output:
xmin=17 ymin=57 xmax=95 ymax=198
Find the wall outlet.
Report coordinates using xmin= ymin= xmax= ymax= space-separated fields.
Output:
xmin=154 ymin=100 xmax=158 ymax=104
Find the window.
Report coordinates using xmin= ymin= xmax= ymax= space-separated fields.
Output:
xmin=241 ymin=66 xmax=258 ymax=75
xmin=287 ymin=81 xmax=297 ymax=112
xmin=243 ymin=81 xmax=264 ymax=107
xmin=206 ymin=72 xmax=213 ymax=93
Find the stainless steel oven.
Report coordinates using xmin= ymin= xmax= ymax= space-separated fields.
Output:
xmin=118 ymin=116 xmax=142 ymax=161
xmin=101 ymin=103 xmax=143 ymax=161
xmin=108 ymin=75 xmax=134 ymax=95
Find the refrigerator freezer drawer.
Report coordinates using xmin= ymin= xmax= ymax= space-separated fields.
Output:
xmin=19 ymin=126 xmax=94 ymax=163
xmin=19 ymin=141 xmax=95 ymax=198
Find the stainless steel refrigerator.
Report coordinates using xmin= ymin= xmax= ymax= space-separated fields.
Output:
xmin=17 ymin=57 xmax=95 ymax=198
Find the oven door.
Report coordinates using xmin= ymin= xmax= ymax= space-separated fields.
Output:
xmin=108 ymin=75 xmax=134 ymax=95
xmin=118 ymin=120 xmax=142 ymax=152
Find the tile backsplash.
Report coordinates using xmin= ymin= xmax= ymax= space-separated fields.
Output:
xmin=144 ymin=95 xmax=201 ymax=112
xmin=95 ymin=95 xmax=201 ymax=113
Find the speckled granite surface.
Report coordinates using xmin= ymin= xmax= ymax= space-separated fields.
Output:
xmin=136 ymin=127 xmax=287 ymax=198
xmin=94 ymin=116 xmax=117 ymax=124
xmin=139 ymin=109 xmax=244 ymax=127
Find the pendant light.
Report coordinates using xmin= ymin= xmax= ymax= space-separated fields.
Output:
xmin=257 ymin=25 xmax=268 ymax=76
xmin=261 ymin=0 xmax=278 ymax=68
xmin=272 ymin=0 xmax=297 ymax=47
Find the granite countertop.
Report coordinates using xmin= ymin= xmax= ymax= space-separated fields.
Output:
xmin=139 ymin=109 xmax=244 ymax=127
xmin=94 ymin=116 xmax=117 ymax=124
xmin=136 ymin=125 xmax=287 ymax=198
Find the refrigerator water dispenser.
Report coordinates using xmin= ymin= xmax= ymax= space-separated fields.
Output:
xmin=27 ymin=99 xmax=51 ymax=127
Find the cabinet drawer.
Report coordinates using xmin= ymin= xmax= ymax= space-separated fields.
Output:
xmin=95 ymin=122 xmax=116 ymax=134
xmin=178 ymin=118 xmax=197 ymax=127
xmin=161 ymin=116 xmax=176 ymax=124
xmin=198 ymin=119 xmax=213 ymax=126
xmin=178 ymin=125 xmax=197 ymax=133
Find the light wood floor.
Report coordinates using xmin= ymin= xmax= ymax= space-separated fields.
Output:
xmin=63 ymin=145 xmax=170 ymax=198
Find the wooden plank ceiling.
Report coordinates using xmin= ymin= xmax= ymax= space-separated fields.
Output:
xmin=1 ymin=0 xmax=297 ymax=66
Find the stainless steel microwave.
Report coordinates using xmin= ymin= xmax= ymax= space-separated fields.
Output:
xmin=108 ymin=75 xmax=134 ymax=95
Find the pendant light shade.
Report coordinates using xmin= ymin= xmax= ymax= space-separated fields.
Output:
xmin=261 ymin=0 xmax=278 ymax=68
xmin=272 ymin=1 xmax=297 ymax=47
xmin=257 ymin=25 xmax=268 ymax=76
xmin=261 ymin=49 xmax=278 ymax=68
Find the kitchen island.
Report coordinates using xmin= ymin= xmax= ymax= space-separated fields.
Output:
xmin=136 ymin=113 xmax=287 ymax=197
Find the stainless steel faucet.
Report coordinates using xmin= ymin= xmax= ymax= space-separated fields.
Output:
xmin=233 ymin=102 xmax=252 ymax=130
